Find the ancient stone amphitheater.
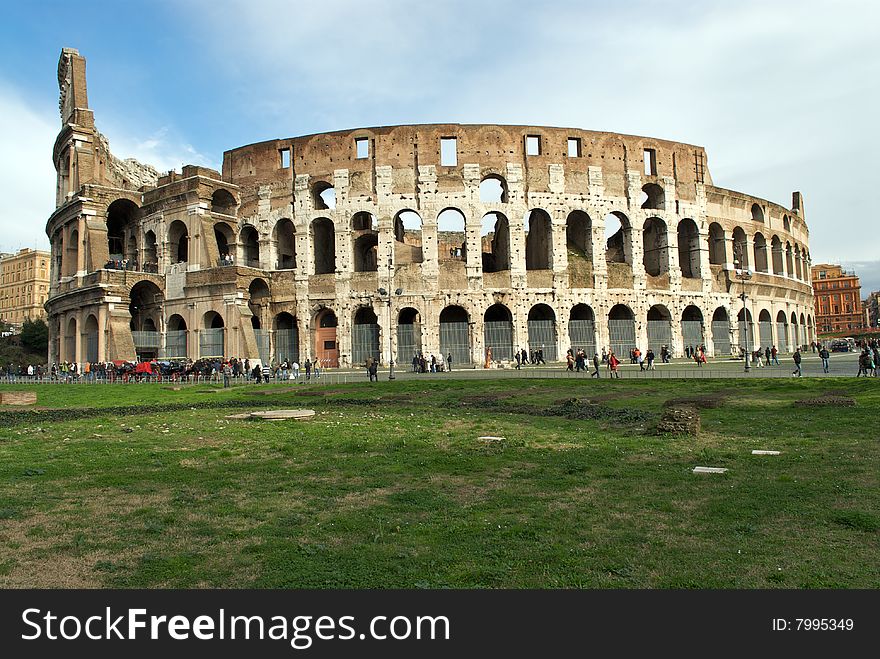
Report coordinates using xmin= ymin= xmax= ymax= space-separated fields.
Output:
xmin=46 ymin=48 xmax=815 ymax=368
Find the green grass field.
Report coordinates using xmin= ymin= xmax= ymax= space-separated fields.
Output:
xmin=0 ymin=378 xmax=877 ymax=588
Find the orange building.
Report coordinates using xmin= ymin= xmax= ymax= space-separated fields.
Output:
xmin=0 ymin=248 xmax=51 ymax=330
xmin=811 ymin=264 xmax=865 ymax=334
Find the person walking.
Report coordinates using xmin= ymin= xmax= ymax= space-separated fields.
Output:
xmin=646 ymin=348 xmax=655 ymax=370
xmin=792 ymin=348 xmax=802 ymax=377
xmin=304 ymin=358 xmax=312 ymax=381
xmin=609 ymin=351 xmax=620 ymax=378
xmin=819 ymin=345 xmax=830 ymax=374
xmin=591 ymin=352 xmax=601 ymax=378
xmin=771 ymin=346 xmax=779 ymax=365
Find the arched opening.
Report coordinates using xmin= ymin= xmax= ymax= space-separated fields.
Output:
xmin=211 ymin=189 xmax=237 ymax=215
xmin=641 ymin=183 xmax=665 ymax=210
xmin=64 ymin=317 xmax=77 ymax=362
xmin=249 ymin=278 xmax=271 ymax=362
xmin=712 ymin=307 xmax=731 ymax=355
xmin=214 ymin=223 xmax=235 ymax=266
xmin=481 ymin=212 xmax=510 ymax=272
xmin=314 ymin=309 xmax=339 ymax=367
xmin=129 ymin=280 xmax=163 ymax=360
xmin=166 ymin=314 xmax=188 ymax=358
xmin=642 ymin=217 xmax=668 ymax=277
xmin=312 ymin=218 xmax=336 ymax=275
xmin=708 ymin=222 xmax=725 ymax=265
xmin=807 ymin=315 xmax=814 ymax=344
xmin=790 ymin=312 xmax=799 ymax=350
xmin=525 ymin=209 xmax=553 ymax=270
xmin=438 ymin=208 xmax=466 ymax=262
xmin=440 ymin=305 xmax=471 ymax=365
xmin=776 ymin=310 xmax=789 ymax=352
xmin=479 ymin=175 xmax=508 ymax=203
xmin=352 ymin=212 xmax=378 ymax=272
xmin=394 ymin=210 xmax=423 ymax=265
xmin=605 ymin=212 xmax=632 ymax=264
xmin=751 ymin=203 xmax=764 ymax=223
xmin=732 ymin=226 xmax=748 ymax=270
xmin=143 ymin=230 xmax=158 ymax=271
xmin=397 ymin=307 xmax=422 ymax=362
xmin=274 ymin=312 xmax=299 ymax=363
xmin=84 ymin=314 xmax=99 ymax=363
xmin=783 ymin=215 xmax=791 ymax=232
xmin=681 ymin=305 xmax=704 ymax=352
xmin=608 ymin=304 xmax=636 ymax=358
xmin=168 ymin=221 xmax=189 ymax=264
xmin=753 ymin=233 xmax=768 ymax=273
xmin=568 ymin=304 xmax=596 ymax=357
xmin=566 ymin=211 xmax=592 ymax=259
xmin=737 ymin=308 xmax=754 ymax=351
xmin=106 ymin=199 xmax=140 ymax=262
xmin=200 ymin=311 xmax=225 ymax=358
xmin=771 ymin=236 xmax=784 ymax=274
xmin=528 ymin=304 xmax=557 ymax=361
xmin=799 ymin=312 xmax=807 ymax=346
xmin=758 ymin=309 xmax=773 ymax=349
xmin=677 ymin=218 xmax=701 ymax=278
xmin=66 ymin=228 xmax=79 ymax=276
xmin=646 ymin=305 xmax=672 ymax=351
xmin=274 ymin=218 xmax=296 ymax=269
xmin=240 ymin=225 xmax=260 ymax=268
xmin=483 ymin=303 xmax=514 ymax=361
xmin=352 ymin=306 xmax=380 ymax=365
xmin=785 ymin=242 xmax=794 ymax=276
xmin=312 ymin=181 xmax=336 ymax=210
xmin=794 ymin=245 xmax=803 ymax=280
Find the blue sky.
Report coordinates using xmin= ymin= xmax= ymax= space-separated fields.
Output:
xmin=2 ymin=0 xmax=878 ymax=289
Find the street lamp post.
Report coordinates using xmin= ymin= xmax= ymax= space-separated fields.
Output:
xmin=733 ymin=246 xmax=753 ymax=373
xmin=378 ymin=257 xmax=402 ymax=381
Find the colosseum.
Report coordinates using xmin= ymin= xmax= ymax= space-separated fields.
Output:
xmin=46 ymin=48 xmax=815 ymax=369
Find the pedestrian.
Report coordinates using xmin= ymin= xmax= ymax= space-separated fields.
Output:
xmin=771 ymin=346 xmax=779 ymax=365
xmin=792 ymin=348 xmax=802 ymax=377
xmin=446 ymin=352 xmax=453 ymax=372
xmin=222 ymin=361 xmax=232 ymax=388
xmin=637 ymin=349 xmax=645 ymax=371
xmin=365 ymin=357 xmax=374 ymax=380
xmin=646 ymin=348 xmax=655 ymax=370
xmin=304 ymin=358 xmax=312 ymax=380
xmin=609 ymin=351 xmax=620 ymax=378
xmin=369 ymin=359 xmax=379 ymax=382
xmin=591 ymin=352 xmax=600 ymax=378
xmin=515 ymin=350 xmax=522 ymax=370
xmin=292 ymin=360 xmax=300 ymax=379
xmin=765 ymin=346 xmax=771 ymax=366
xmin=819 ymin=345 xmax=829 ymax=374
xmin=262 ymin=362 xmax=272 ymax=383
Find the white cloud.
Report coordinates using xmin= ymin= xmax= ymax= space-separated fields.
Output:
xmin=99 ymin=124 xmax=217 ymax=175
xmin=0 ymin=85 xmax=56 ymax=252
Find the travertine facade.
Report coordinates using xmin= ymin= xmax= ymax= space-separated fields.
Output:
xmin=45 ymin=48 xmax=815 ymax=367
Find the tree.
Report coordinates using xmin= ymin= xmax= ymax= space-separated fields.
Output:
xmin=20 ymin=318 xmax=49 ymax=355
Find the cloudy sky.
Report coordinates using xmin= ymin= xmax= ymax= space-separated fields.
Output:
xmin=1 ymin=0 xmax=878 ymax=289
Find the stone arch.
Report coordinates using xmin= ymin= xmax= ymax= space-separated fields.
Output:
xmin=274 ymin=312 xmax=299 ymax=363
xmin=527 ymin=303 xmax=557 ymax=361
xmin=566 ymin=210 xmax=592 ymax=260
xmin=681 ymin=305 xmax=704 ymax=353
xmin=753 ymin=232 xmax=768 ymax=273
xmin=167 ymin=220 xmax=189 ymax=264
xmin=708 ymin=222 xmax=725 ymax=265
xmin=480 ymin=174 xmax=508 ymax=203
xmin=352 ymin=212 xmax=378 ymax=272
xmin=481 ymin=212 xmax=510 ymax=272
xmin=783 ymin=215 xmax=791 ymax=232
xmin=737 ymin=307 xmax=755 ymax=352
xmin=84 ymin=314 xmax=99 ymax=363
xmin=200 ymin=310 xmax=225 ymax=358
xmin=396 ymin=307 xmax=422 ymax=361
xmin=751 ymin=203 xmax=764 ymax=223
xmin=646 ymin=304 xmax=673 ymax=350
xmin=438 ymin=208 xmax=466 ymax=261
xmin=732 ymin=226 xmax=748 ymax=269
xmin=439 ymin=305 xmax=471 ymax=365
xmin=677 ymin=218 xmax=701 ymax=278
xmin=641 ymin=183 xmax=665 ymax=210
xmin=608 ymin=303 xmax=636 ymax=357
xmin=314 ymin=308 xmax=339 ymax=367
xmin=143 ymin=230 xmax=158 ymax=269
xmin=64 ymin=316 xmax=77 ymax=362
xmin=211 ymin=188 xmax=237 ymax=215
xmin=393 ymin=210 xmax=423 ymax=265
xmin=757 ymin=308 xmax=773 ymax=349
xmin=605 ymin=212 xmax=632 ymax=264
xmin=771 ymin=235 xmax=784 ymax=274
xmin=525 ymin=208 xmax=553 ymax=270
xmin=274 ymin=218 xmax=296 ymax=269
xmin=568 ymin=304 xmax=596 ymax=356
xmin=166 ymin=313 xmax=188 ymax=358
xmin=642 ymin=216 xmax=668 ymax=277
xmin=351 ymin=306 xmax=380 ymax=365
xmin=313 ymin=181 xmax=336 ymax=210
xmin=776 ymin=310 xmax=789 ymax=351
xmin=129 ymin=280 xmax=163 ymax=333
xmin=794 ymin=245 xmax=803 ymax=280
xmin=65 ymin=228 xmax=79 ymax=276
xmin=248 ymin=278 xmax=271 ymax=330
xmin=785 ymin=241 xmax=794 ymax=275
xmin=311 ymin=217 xmax=336 ymax=275
xmin=711 ymin=306 xmax=731 ymax=355
xmin=240 ymin=225 xmax=260 ymax=268
xmin=483 ymin=303 xmax=514 ymax=361
xmin=214 ymin=223 xmax=235 ymax=266
xmin=106 ymin=199 xmax=141 ymax=262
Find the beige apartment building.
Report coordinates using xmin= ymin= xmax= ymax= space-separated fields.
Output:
xmin=0 ymin=248 xmax=51 ymax=328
